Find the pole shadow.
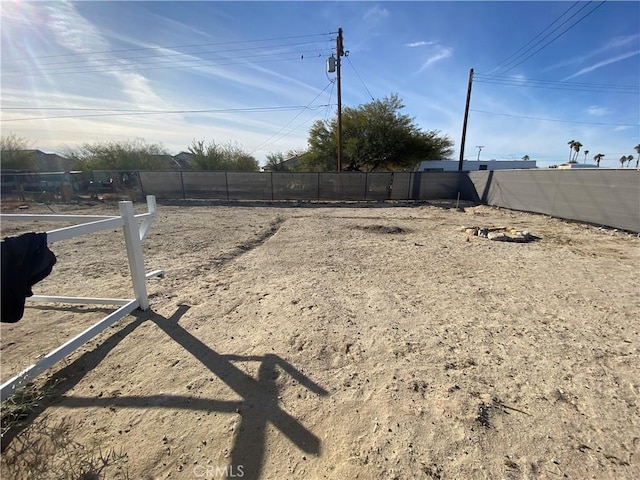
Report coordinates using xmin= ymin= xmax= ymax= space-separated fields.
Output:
xmin=138 ymin=306 xmax=329 ymax=478
xmin=4 ymin=305 xmax=329 ymax=479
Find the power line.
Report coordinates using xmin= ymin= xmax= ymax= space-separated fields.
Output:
xmin=263 ymin=105 xmax=330 ymax=151
xmin=483 ymin=1 xmax=583 ymax=75
xmin=473 ymin=74 xmax=638 ymax=94
xmin=325 ymin=81 xmax=336 ymax=120
xmin=346 ymin=56 xmax=374 ymax=101
xmin=498 ymin=1 xmax=607 ymax=75
xmin=1 ymin=53 xmax=328 ymax=78
xmin=1 ymin=105 xmax=329 ymax=123
xmin=474 ymin=74 xmax=639 ymax=90
xmin=249 ymin=82 xmax=334 ymax=155
xmin=3 ymin=40 xmax=333 ymax=73
xmin=4 ymin=32 xmax=337 ymax=63
xmin=470 ymin=108 xmax=638 ymax=127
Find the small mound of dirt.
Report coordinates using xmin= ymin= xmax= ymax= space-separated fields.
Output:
xmin=357 ymin=225 xmax=407 ymax=234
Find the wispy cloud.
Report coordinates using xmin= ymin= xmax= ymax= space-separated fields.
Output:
xmin=363 ymin=5 xmax=389 ymax=22
xmin=545 ymin=33 xmax=640 ymax=72
xmin=405 ymin=41 xmax=434 ymax=48
xmin=586 ymin=106 xmax=611 ymax=117
xmin=563 ymin=50 xmax=640 ymax=80
xmin=42 ymin=2 xmax=166 ymax=108
xmin=418 ymin=47 xmax=453 ymax=72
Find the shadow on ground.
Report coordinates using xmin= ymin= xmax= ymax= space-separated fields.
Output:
xmin=2 ymin=305 xmax=328 ymax=479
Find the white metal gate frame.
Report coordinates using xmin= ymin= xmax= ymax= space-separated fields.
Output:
xmin=0 ymin=195 xmax=163 ymax=401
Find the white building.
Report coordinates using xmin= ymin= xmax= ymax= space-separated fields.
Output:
xmin=417 ymin=159 xmax=537 ymax=172
xmin=555 ymin=163 xmax=598 ymax=169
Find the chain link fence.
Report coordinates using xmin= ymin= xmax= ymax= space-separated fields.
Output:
xmin=137 ymin=171 xmax=468 ymax=202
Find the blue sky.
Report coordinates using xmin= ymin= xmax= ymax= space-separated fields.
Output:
xmin=1 ymin=1 xmax=638 ymax=169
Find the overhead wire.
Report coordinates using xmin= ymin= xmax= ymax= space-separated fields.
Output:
xmin=483 ymin=1 xmax=583 ymax=75
xmin=346 ymin=56 xmax=375 ymax=101
xmin=249 ymin=82 xmax=334 ymax=155
xmin=1 ymin=105 xmax=329 ymax=123
xmin=469 ymin=109 xmax=639 ymax=127
xmin=4 ymin=32 xmax=337 ymax=62
xmin=473 ymin=73 xmax=639 ymax=94
xmin=3 ymin=40 xmax=333 ymax=74
xmin=497 ymin=1 xmax=607 ymax=75
xmin=325 ymin=81 xmax=336 ymax=120
xmin=1 ymin=53 xmax=329 ymax=78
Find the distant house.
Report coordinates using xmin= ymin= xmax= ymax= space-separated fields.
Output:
xmin=262 ymin=154 xmax=303 ymax=172
xmin=15 ymin=150 xmax=74 ymax=172
xmin=417 ymin=159 xmax=537 ymax=172
xmin=555 ymin=163 xmax=598 ymax=169
xmin=173 ymin=151 xmax=193 ymax=169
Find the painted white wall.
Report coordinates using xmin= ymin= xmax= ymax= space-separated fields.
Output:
xmin=418 ymin=160 xmax=538 ymax=172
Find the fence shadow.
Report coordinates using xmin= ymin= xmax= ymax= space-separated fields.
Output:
xmin=3 ymin=305 xmax=329 ymax=479
xmin=1 ymin=312 xmax=149 ymax=452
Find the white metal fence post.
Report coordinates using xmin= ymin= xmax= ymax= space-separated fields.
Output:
xmin=120 ymin=201 xmax=150 ymax=310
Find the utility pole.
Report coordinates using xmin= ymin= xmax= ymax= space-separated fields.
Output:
xmin=336 ymin=28 xmax=344 ymax=172
xmin=458 ymin=68 xmax=474 ymax=171
xmin=476 ymin=145 xmax=484 ymax=161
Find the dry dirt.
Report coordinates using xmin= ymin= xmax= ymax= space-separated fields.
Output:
xmin=1 ymin=199 xmax=639 ymax=480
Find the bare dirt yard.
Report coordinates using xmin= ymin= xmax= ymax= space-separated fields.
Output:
xmin=1 ymin=199 xmax=639 ymax=480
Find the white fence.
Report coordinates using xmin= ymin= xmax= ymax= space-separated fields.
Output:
xmin=0 ymin=195 xmax=163 ymax=400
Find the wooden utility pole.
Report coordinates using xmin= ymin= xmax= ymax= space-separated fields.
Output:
xmin=458 ymin=68 xmax=474 ymax=171
xmin=336 ymin=28 xmax=344 ymax=172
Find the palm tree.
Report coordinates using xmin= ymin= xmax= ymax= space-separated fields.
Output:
xmin=594 ymin=153 xmax=604 ymax=167
xmin=583 ymin=150 xmax=589 ymax=164
xmin=571 ymin=141 xmax=583 ymax=163
xmin=568 ymin=140 xmax=576 ymax=163
xmin=522 ymin=155 xmax=530 ymax=161
xmin=627 ymin=155 xmax=634 ymax=167
xmin=620 ymin=155 xmax=626 ymax=168
xmin=635 ymin=144 xmax=640 ymax=155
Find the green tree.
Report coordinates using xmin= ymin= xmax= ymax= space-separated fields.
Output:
xmin=626 ymin=155 xmax=634 ymax=167
xmin=265 ymin=152 xmax=290 ymax=171
xmin=188 ymin=139 xmax=224 ymax=170
xmin=301 ymin=94 xmax=454 ymax=172
xmin=0 ymin=133 xmax=37 ymax=170
xmin=222 ymin=141 xmax=259 ymax=171
xmin=65 ymin=138 xmax=170 ymax=171
xmin=619 ymin=155 xmax=626 ymax=168
xmin=188 ymin=139 xmax=258 ymax=171
xmin=521 ymin=155 xmax=530 ymax=161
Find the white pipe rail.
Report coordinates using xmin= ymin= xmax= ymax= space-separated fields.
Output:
xmin=0 ymin=195 xmax=162 ymax=401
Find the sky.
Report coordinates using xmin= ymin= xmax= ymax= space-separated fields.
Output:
xmin=1 ymin=1 xmax=639 ymax=169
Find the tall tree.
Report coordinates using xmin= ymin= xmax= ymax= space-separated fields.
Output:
xmin=583 ymin=150 xmax=589 ymax=163
xmin=593 ymin=153 xmax=604 ymax=167
xmin=0 ymin=133 xmax=38 ymax=170
xmin=567 ymin=140 xmax=575 ymax=163
xmin=301 ymin=94 xmax=454 ymax=172
xmin=626 ymin=155 xmax=634 ymax=167
xmin=619 ymin=155 xmax=626 ymax=168
xmin=571 ymin=141 xmax=582 ymax=163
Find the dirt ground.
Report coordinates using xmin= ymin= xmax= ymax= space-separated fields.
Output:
xmin=1 ymin=198 xmax=639 ymax=480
